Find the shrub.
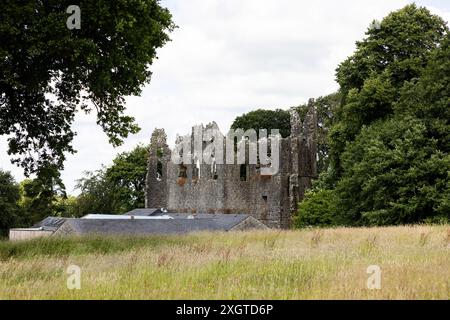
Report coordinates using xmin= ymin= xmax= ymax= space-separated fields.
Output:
xmin=293 ymin=189 xmax=339 ymax=228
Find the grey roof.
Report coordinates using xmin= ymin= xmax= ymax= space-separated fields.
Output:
xmin=58 ymin=215 xmax=253 ymax=235
xmin=124 ymin=208 xmax=163 ymax=216
xmin=32 ymin=217 xmax=68 ymax=231
xmin=168 ymin=213 xmax=247 ymax=219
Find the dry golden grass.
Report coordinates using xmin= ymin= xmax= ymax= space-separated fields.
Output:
xmin=0 ymin=225 xmax=449 ymax=300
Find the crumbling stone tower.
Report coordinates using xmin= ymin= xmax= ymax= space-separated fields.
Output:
xmin=288 ymin=98 xmax=318 ymax=217
xmin=145 ymin=129 xmax=171 ymax=209
xmin=145 ymin=102 xmax=318 ymax=229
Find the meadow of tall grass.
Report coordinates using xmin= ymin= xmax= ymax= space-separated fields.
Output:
xmin=0 ymin=225 xmax=448 ymax=299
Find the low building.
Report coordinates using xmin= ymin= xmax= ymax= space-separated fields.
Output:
xmin=8 ymin=210 xmax=268 ymax=240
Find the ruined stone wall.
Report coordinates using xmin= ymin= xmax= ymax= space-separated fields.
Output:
xmin=145 ymin=129 xmax=171 ymax=209
xmin=288 ymin=98 xmax=318 ymax=224
xmin=145 ymin=102 xmax=317 ymax=229
xmin=163 ymin=137 xmax=291 ymax=228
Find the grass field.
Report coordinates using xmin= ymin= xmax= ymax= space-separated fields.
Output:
xmin=0 ymin=225 xmax=449 ymax=299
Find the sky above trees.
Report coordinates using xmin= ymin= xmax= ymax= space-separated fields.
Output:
xmin=1 ymin=0 xmax=449 ymax=194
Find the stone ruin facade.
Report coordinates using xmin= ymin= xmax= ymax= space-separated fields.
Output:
xmin=145 ymin=100 xmax=318 ymax=229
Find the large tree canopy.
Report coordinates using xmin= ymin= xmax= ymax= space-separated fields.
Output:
xmin=295 ymin=5 xmax=450 ymax=227
xmin=330 ymin=4 xmax=448 ymax=179
xmin=335 ymin=116 xmax=450 ymax=225
xmin=336 ymin=4 xmax=448 ymax=95
xmin=231 ymin=109 xmax=291 ymax=138
xmin=0 ymin=0 xmax=175 ymax=175
xmin=0 ymin=170 xmax=21 ymax=236
xmin=17 ymin=165 xmax=66 ymax=226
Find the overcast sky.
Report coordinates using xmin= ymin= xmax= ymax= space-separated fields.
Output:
xmin=1 ymin=0 xmax=449 ymax=194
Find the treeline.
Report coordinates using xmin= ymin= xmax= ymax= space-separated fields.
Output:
xmin=1 ymin=5 xmax=448 ymax=235
xmin=233 ymin=5 xmax=450 ymax=227
xmin=0 ymin=145 xmax=148 ymax=236
xmin=295 ymin=5 xmax=450 ymax=227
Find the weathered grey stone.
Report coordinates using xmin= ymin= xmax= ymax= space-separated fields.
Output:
xmin=145 ymin=129 xmax=171 ymax=209
xmin=145 ymin=102 xmax=318 ymax=229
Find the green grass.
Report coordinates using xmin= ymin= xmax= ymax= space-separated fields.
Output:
xmin=0 ymin=225 xmax=449 ymax=299
xmin=0 ymin=235 xmax=185 ymax=261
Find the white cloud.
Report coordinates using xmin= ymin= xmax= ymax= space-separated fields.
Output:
xmin=1 ymin=0 xmax=448 ymax=194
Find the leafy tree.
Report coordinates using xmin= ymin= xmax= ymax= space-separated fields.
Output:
xmin=105 ymin=144 xmax=148 ymax=212
xmin=336 ymin=116 xmax=449 ymax=225
xmin=336 ymin=4 xmax=448 ymax=95
xmin=396 ymin=33 xmax=450 ymax=154
xmin=296 ymin=116 xmax=450 ymax=227
xmin=295 ymin=5 xmax=450 ymax=227
xmin=330 ymin=4 xmax=448 ymax=179
xmin=18 ymin=165 xmax=66 ymax=225
xmin=74 ymin=144 xmax=149 ymax=215
xmin=74 ymin=168 xmax=117 ymax=216
xmin=294 ymin=189 xmax=338 ymax=228
xmin=0 ymin=170 xmax=21 ymax=236
xmin=231 ymin=109 xmax=291 ymax=138
xmin=0 ymin=0 xmax=175 ymax=175
xmin=53 ymin=195 xmax=79 ymax=218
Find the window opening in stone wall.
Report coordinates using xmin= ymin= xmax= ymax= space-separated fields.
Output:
xmin=192 ymin=159 xmax=200 ymax=181
xmin=156 ymin=160 xmax=163 ymax=181
xmin=211 ymin=157 xmax=218 ymax=180
xmin=287 ymin=176 xmax=290 ymax=197
xmin=178 ymin=164 xmax=187 ymax=178
xmin=240 ymin=164 xmax=248 ymax=181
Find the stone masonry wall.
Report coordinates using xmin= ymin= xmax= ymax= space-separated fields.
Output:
xmin=145 ymin=103 xmax=317 ymax=229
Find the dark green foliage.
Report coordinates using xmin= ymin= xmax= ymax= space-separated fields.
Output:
xmin=0 ymin=170 xmax=21 ymax=236
xmin=336 ymin=4 xmax=448 ymax=95
xmin=336 ymin=117 xmax=450 ymax=226
xmin=72 ymin=169 xmax=116 ymax=216
xmin=231 ymin=109 xmax=291 ymax=138
xmin=74 ymin=144 xmax=149 ymax=216
xmin=52 ymin=196 xmax=79 ymax=218
xmin=106 ymin=145 xmax=149 ymax=211
xmin=293 ymin=189 xmax=338 ymax=228
xmin=0 ymin=0 xmax=175 ymax=175
xmin=1 ymin=144 xmax=149 ymax=228
xmin=17 ymin=165 xmax=66 ymax=226
xmin=295 ymin=5 xmax=450 ymax=227
xmin=396 ymin=33 xmax=450 ymax=154
xmin=330 ymin=4 xmax=448 ymax=180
